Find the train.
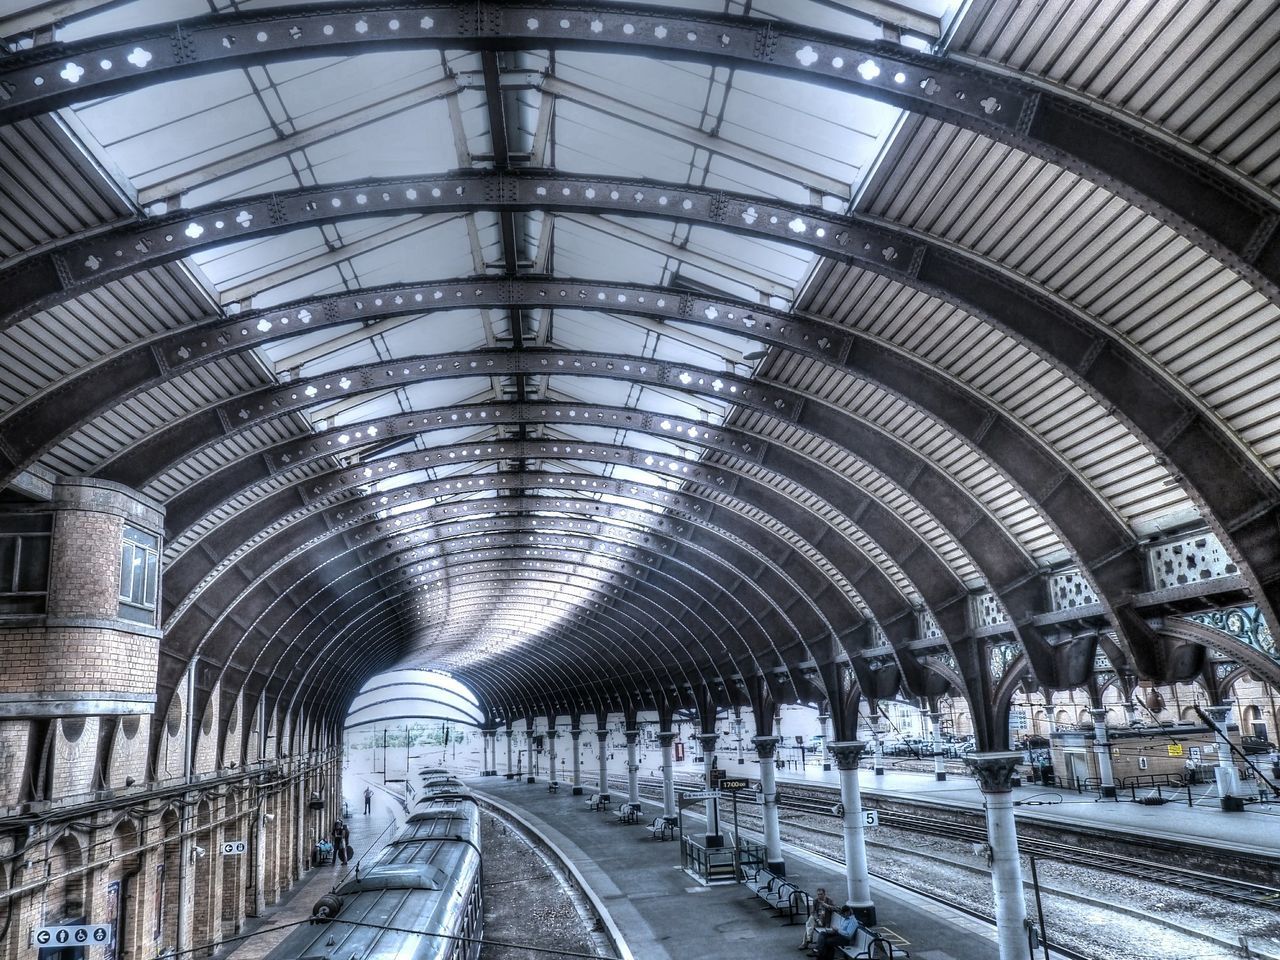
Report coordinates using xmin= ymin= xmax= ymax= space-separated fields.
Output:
xmin=267 ymin=771 xmax=482 ymax=960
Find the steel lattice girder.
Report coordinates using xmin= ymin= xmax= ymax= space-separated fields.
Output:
xmin=161 ymin=402 xmax=1000 ymax=658
xmin=5 ymin=173 xmax=1258 ymax=635
xmin=3 ymin=276 xmax=1132 ymax=596
xmin=172 ymin=455 xmax=896 ymax=655
xmin=192 ymin=489 xmax=836 ymax=686
xmin=0 ymin=2 xmax=1271 ymax=292
xmin=177 ymin=472 xmax=868 ymax=704
xmin=171 ymin=473 xmax=889 ymax=718
xmin=9 ymin=274 xmax=1146 ymax=656
xmin=191 ymin=503 xmax=847 ymax=745
xmin=192 ymin=482 xmax=899 ymax=723
xmin=124 ymin=349 xmax=1040 ymax=639
xmin=161 ymin=415 xmax=961 ymax=687
xmin=169 ymin=470 xmax=964 ymax=745
xmin=162 ymin=403 xmax=953 ymax=613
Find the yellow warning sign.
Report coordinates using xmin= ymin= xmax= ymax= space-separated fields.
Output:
xmin=1167 ymin=743 xmax=1184 ymax=757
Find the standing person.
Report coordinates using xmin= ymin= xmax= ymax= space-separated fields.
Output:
xmin=800 ymin=886 xmax=835 ymax=949
xmin=331 ymin=818 xmax=350 ymax=866
xmin=814 ymin=905 xmax=859 ymax=960
xmin=363 ymin=786 xmax=373 ymax=814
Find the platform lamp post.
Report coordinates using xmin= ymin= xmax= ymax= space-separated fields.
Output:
xmin=828 ymin=741 xmax=875 ymax=925
xmin=753 ymin=735 xmax=785 ymax=875
xmin=570 ymin=728 xmax=584 ymax=794
xmin=967 ymin=752 xmax=1032 ymax=960
xmin=657 ymin=731 xmax=678 ymax=820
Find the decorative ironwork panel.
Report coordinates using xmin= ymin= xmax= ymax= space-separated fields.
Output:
xmin=969 ymin=591 xmax=1008 ymax=628
xmin=1185 ymin=605 xmax=1276 ymax=662
xmin=1047 ymin=567 xmax=1099 ymax=611
xmin=1146 ymin=531 xmax=1238 ymax=589
xmin=989 ymin=640 xmax=1019 ymax=681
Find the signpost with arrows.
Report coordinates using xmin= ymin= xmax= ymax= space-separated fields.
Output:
xmin=34 ymin=924 xmax=113 ymax=951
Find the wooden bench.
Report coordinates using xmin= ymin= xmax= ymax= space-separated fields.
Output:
xmin=585 ymin=793 xmax=609 ymax=811
xmin=646 ymin=816 xmax=676 ymax=840
xmin=743 ymin=868 xmax=807 ymax=924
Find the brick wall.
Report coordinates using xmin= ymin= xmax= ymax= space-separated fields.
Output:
xmin=46 ymin=510 xmax=124 ymax=620
xmin=0 ymin=720 xmax=29 ymax=808
xmin=0 ymin=626 xmax=158 ymax=696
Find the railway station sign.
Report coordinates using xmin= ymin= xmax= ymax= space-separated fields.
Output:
xmin=1167 ymin=743 xmax=1184 ymax=757
xmin=221 ymin=840 xmax=247 ymax=855
xmin=719 ymin=778 xmax=750 ymax=791
xmin=679 ymin=789 xmax=718 ymax=802
xmin=863 ymin=810 xmax=880 ymax=827
xmin=34 ymin=924 xmax=112 ymax=948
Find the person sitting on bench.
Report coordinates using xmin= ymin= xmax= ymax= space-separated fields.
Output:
xmin=800 ymin=886 xmax=836 ymax=950
xmin=814 ymin=904 xmax=859 ymax=960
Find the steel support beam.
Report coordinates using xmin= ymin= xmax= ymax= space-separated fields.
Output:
xmin=0 ymin=2 xmax=1270 ymax=297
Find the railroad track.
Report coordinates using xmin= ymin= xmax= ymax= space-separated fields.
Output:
xmin=776 ymin=789 xmax=1280 ymax=909
xmin=614 ymin=775 xmax=1280 ymax=907
xmin=609 ymin=774 xmax=1095 ymax=959
xmin=573 ymin=774 xmax=1274 ymax=959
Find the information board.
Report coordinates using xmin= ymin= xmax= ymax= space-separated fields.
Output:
xmin=35 ymin=925 xmax=112 ymax=949
xmin=221 ymin=840 xmax=247 ymax=855
xmin=719 ymin=778 xmax=749 ymax=791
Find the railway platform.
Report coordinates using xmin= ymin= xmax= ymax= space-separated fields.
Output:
xmin=221 ymin=777 xmax=407 ymax=960
xmin=769 ymin=764 xmax=1280 ymax=860
xmin=471 ymin=775 xmax=1018 ymax=960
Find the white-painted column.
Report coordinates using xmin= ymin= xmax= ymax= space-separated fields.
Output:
xmin=1089 ymin=708 xmax=1116 ymax=798
xmin=968 ymin=752 xmax=1031 ymax=960
xmin=1206 ymin=703 xmax=1242 ymax=805
xmin=596 ymin=729 xmax=610 ymax=798
xmin=930 ymin=711 xmax=948 ymax=781
xmin=547 ymin=730 xmax=559 ymax=784
xmin=657 ymin=731 xmax=677 ymax=819
xmin=753 ymin=736 xmax=785 ymax=874
xmin=570 ymin=729 xmax=584 ymax=794
xmin=697 ymin=732 xmax=722 ymax=845
xmin=504 ymin=728 xmax=513 ymax=779
xmin=625 ymin=729 xmax=641 ymax=805
xmin=829 ymin=742 xmax=874 ymax=922
xmin=873 ymin=724 xmax=886 ymax=776
xmin=818 ymin=712 xmax=832 ymax=770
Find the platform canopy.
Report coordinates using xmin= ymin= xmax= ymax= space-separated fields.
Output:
xmin=1 ymin=0 xmax=1278 ymax=748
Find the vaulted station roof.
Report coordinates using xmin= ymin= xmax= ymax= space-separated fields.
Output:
xmin=1 ymin=0 xmax=1278 ymax=747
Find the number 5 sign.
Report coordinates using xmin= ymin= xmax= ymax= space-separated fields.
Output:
xmin=863 ymin=810 xmax=880 ymax=827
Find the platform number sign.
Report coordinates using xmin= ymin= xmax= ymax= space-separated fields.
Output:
xmin=863 ymin=810 xmax=880 ymax=828
xmin=221 ymin=840 xmax=247 ymax=855
xmin=35 ymin=924 xmax=113 ymax=949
